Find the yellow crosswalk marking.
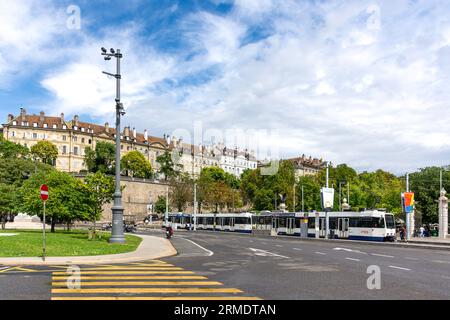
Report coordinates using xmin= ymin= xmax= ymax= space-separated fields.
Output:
xmin=62 ymin=266 xmax=180 ymax=271
xmin=52 ymin=296 xmax=262 ymax=300
xmin=53 ymin=271 xmax=195 ymax=275
xmin=51 ymin=281 xmax=223 ymax=286
xmin=52 ymin=288 xmax=243 ymax=294
xmin=52 ymin=276 xmax=207 ymax=280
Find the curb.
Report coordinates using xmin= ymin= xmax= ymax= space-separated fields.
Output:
xmin=0 ymin=234 xmax=178 ymax=266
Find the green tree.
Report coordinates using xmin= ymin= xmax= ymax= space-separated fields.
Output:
xmin=156 ymin=151 xmax=178 ymax=181
xmin=155 ymin=195 xmax=169 ymax=214
xmin=0 ymin=136 xmax=29 ymax=159
xmin=0 ymin=184 xmax=17 ymax=229
xmin=84 ymin=141 xmax=115 ymax=174
xmin=84 ymin=172 xmax=115 ymax=239
xmin=30 ymin=141 xmax=58 ymax=166
xmin=19 ymin=171 xmax=88 ymax=232
xmin=121 ymin=151 xmax=153 ymax=178
xmin=169 ymin=173 xmax=193 ymax=212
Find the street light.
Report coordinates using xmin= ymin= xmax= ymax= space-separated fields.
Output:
xmin=101 ymin=47 xmax=125 ymax=244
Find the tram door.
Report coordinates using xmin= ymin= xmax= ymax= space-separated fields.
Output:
xmin=319 ymin=218 xmax=326 ymax=238
xmin=338 ymin=218 xmax=349 ymax=238
xmin=286 ymin=218 xmax=295 ymax=235
xmin=271 ymin=217 xmax=278 ymax=236
xmin=229 ymin=217 xmax=235 ymax=231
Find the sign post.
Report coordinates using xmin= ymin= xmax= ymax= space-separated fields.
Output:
xmin=321 ymin=187 xmax=334 ymax=239
xmin=40 ymin=185 xmax=49 ymax=261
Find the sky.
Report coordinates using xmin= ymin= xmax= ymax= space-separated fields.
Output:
xmin=1 ymin=0 xmax=450 ymax=174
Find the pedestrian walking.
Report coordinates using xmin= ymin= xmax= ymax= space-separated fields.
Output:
xmin=419 ymin=226 xmax=425 ymax=237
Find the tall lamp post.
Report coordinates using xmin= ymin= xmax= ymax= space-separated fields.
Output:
xmin=101 ymin=47 xmax=125 ymax=244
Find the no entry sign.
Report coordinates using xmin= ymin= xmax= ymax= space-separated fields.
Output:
xmin=40 ymin=185 xmax=49 ymax=201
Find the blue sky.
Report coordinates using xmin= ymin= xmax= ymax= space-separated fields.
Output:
xmin=1 ymin=0 xmax=450 ymax=173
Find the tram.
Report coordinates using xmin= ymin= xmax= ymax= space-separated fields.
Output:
xmin=162 ymin=213 xmax=192 ymax=230
xmin=254 ymin=210 xmax=396 ymax=241
xmin=195 ymin=212 xmax=253 ymax=233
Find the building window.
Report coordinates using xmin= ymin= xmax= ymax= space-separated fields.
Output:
xmin=12 ymin=121 xmax=17 ymax=125
xmin=81 ymin=128 xmax=85 ymax=132
xmin=62 ymin=125 xmax=67 ymax=129
xmin=73 ymin=126 xmax=78 ymax=131
xmin=88 ymin=139 xmax=92 ymax=144
xmin=74 ymin=147 xmax=78 ymax=155
xmin=11 ymin=131 xmax=16 ymax=137
xmin=33 ymin=133 xmax=37 ymax=139
xmin=53 ymin=124 xmax=57 ymax=129
xmin=62 ymin=146 xmax=67 ymax=154
xmin=81 ymin=138 xmax=85 ymax=143
xmin=33 ymin=123 xmax=38 ymax=127
xmin=43 ymin=123 xmax=48 ymax=128
xmin=73 ymin=136 xmax=77 ymax=142
xmin=62 ymin=135 xmax=67 ymax=141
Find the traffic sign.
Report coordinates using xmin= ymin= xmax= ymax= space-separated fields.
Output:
xmin=40 ymin=185 xmax=49 ymax=201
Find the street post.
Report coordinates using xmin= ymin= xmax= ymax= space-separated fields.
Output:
xmin=40 ymin=184 xmax=49 ymax=261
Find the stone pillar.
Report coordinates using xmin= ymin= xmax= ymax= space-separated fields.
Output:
xmin=439 ymin=189 xmax=448 ymax=239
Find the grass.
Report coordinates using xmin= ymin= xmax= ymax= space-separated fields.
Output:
xmin=0 ymin=229 xmax=142 ymax=257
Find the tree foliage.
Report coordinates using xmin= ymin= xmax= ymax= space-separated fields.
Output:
xmin=30 ymin=140 xmax=58 ymax=166
xmin=156 ymin=150 xmax=178 ymax=181
xmin=84 ymin=141 xmax=115 ymax=174
xmin=121 ymin=151 xmax=153 ymax=178
xmin=169 ymin=173 xmax=193 ymax=212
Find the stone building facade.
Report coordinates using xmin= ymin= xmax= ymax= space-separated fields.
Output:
xmin=2 ymin=108 xmax=169 ymax=172
xmin=170 ymin=138 xmax=258 ymax=178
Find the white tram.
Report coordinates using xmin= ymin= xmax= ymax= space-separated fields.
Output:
xmin=195 ymin=212 xmax=253 ymax=233
xmin=254 ymin=210 xmax=396 ymax=242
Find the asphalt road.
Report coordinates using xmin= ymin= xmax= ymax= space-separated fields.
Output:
xmin=0 ymin=230 xmax=449 ymax=300
xmin=159 ymin=230 xmax=450 ymax=300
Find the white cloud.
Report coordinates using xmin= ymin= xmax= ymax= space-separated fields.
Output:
xmin=5 ymin=0 xmax=450 ymax=174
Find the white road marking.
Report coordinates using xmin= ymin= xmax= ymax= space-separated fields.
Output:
xmin=0 ymin=266 xmax=10 ymax=271
xmin=293 ymin=248 xmax=302 ymax=251
xmin=249 ymin=248 xmax=290 ymax=259
xmin=404 ymin=257 xmax=419 ymax=261
xmin=315 ymin=252 xmax=326 ymax=255
xmin=432 ymin=260 xmax=450 ymax=264
xmin=177 ymin=237 xmax=214 ymax=256
xmin=276 ymin=245 xmax=283 ymax=247
xmin=371 ymin=253 xmax=394 ymax=258
xmin=345 ymin=257 xmax=360 ymax=262
xmin=333 ymin=247 xmax=367 ymax=254
xmin=389 ymin=265 xmax=411 ymax=271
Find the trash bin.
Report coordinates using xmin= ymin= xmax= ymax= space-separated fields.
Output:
xmin=431 ymin=230 xmax=438 ymax=237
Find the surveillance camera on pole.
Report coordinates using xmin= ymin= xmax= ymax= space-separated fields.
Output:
xmin=101 ymin=47 xmax=125 ymax=244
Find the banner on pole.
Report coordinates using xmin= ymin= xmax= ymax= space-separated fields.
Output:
xmin=401 ymin=192 xmax=415 ymax=213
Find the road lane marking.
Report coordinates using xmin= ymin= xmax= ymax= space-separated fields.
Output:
xmin=52 ymin=288 xmax=243 ymax=294
xmin=333 ymin=247 xmax=367 ymax=254
xmin=370 ymin=253 xmax=394 ymax=258
xmin=51 ymin=281 xmax=223 ymax=287
xmin=0 ymin=266 xmax=10 ymax=271
xmin=275 ymin=245 xmax=283 ymax=247
xmin=293 ymin=248 xmax=302 ymax=251
xmin=345 ymin=257 xmax=361 ymax=262
xmin=389 ymin=265 xmax=411 ymax=271
xmin=432 ymin=260 xmax=450 ymax=264
xmin=52 ymin=276 xmax=208 ymax=281
xmin=404 ymin=257 xmax=419 ymax=261
xmin=177 ymin=237 xmax=214 ymax=256
xmin=69 ymin=266 xmax=181 ymax=271
xmin=52 ymin=296 xmax=261 ymax=300
xmin=315 ymin=252 xmax=326 ymax=255
xmin=249 ymin=248 xmax=290 ymax=259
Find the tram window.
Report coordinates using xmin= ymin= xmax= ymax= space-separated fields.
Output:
xmin=295 ymin=218 xmax=301 ymax=228
xmin=329 ymin=218 xmax=337 ymax=229
xmin=308 ymin=219 xmax=315 ymax=228
xmin=385 ymin=215 xmax=395 ymax=228
xmin=278 ymin=218 xmax=286 ymax=227
xmin=224 ymin=218 xmax=230 ymax=225
xmin=207 ymin=217 xmax=214 ymax=224
xmin=235 ymin=217 xmax=250 ymax=224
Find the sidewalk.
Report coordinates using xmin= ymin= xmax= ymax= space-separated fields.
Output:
xmin=0 ymin=234 xmax=177 ymax=266
xmin=408 ymin=236 xmax=450 ymax=246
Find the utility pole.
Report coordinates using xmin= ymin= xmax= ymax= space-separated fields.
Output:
xmin=347 ymin=182 xmax=350 ymax=208
xmin=325 ymin=162 xmax=330 ymax=239
xmin=193 ymin=182 xmax=197 ymax=231
xmin=440 ymin=169 xmax=443 ymax=191
xmin=293 ymin=183 xmax=296 ymax=212
xmin=165 ymin=185 xmax=169 ymax=226
xmin=301 ymin=185 xmax=304 ymax=212
xmin=101 ymin=47 xmax=125 ymax=244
